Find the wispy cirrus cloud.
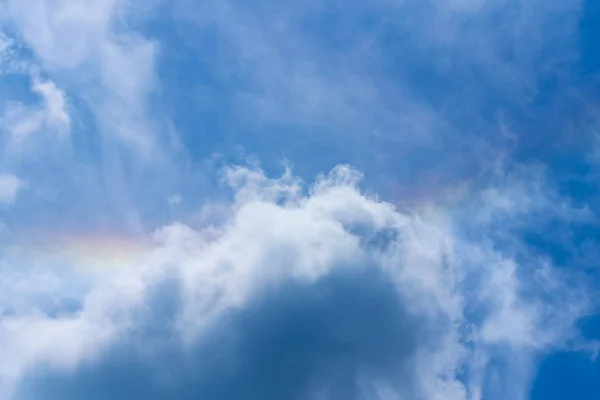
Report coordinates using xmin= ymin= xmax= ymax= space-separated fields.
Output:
xmin=166 ymin=0 xmax=585 ymax=179
xmin=0 ymin=0 xmax=179 ymax=234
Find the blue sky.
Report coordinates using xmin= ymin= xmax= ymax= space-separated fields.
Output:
xmin=1 ymin=0 xmax=600 ymax=399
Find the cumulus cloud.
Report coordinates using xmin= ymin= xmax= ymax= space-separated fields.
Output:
xmin=0 ymin=165 xmax=591 ymax=400
xmin=0 ymin=174 xmax=21 ymax=205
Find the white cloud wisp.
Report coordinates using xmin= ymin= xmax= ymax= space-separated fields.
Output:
xmin=0 ymin=74 xmax=70 ymax=141
xmin=0 ymin=173 xmax=21 ymax=205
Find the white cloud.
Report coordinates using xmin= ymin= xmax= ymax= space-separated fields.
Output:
xmin=1 ymin=0 xmax=167 ymax=233
xmin=1 ymin=74 xmax=70 ymax=140
xmin=168 ymin=194 xmax=182 ymax=206
xmin=171 ymin=0 xmax=583 ymax=146
xmin=31 ymin=76 xmax=70 ymax=135
xmin=173 ymin=0 xmax=410 ymax=134
xmin=0 ymin=32 xmax=11 ymax=54
xmin=0 ymin=165 xmax=591 ymax=399
xmin=4 ymin=0 xmax=160 ymax=154
xmin=0 ymin=174 xmax=22 ymax=205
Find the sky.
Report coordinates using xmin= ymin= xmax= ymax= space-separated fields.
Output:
xmin=0 ymin=0 xmax=600 ymax=399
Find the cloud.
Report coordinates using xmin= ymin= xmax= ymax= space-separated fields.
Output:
xmin=0 ymin=32 xmax=11 ymax=54
xmin=0 ymin=0 xmax=180 ymax=235
xmin=166 ymin=0 xmax=585 ymax=175
xmin=0 ymin=1 xmax=598 ymax=399
xmin=168 ymin=194 xmax=182 ymax=206
xmin=0 ymin=165 xmax=591 ymax=399
xmin=30 ymin=76 xmax=70 ymax=135
xmin=3 ymin=0 xmax=159 ymax=154
xmin=0 ymin=173 xmax=21 ymax=205
xmin=1 ymin=0 xmax=591 ymax=222
xmin=0 ymin=73 xmax=70 ymax=141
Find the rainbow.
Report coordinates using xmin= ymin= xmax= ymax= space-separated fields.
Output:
xmin=1 ymin=230 xmax=156 ymax=273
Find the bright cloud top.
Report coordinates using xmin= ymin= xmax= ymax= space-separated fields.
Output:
xmin=1 ymin=166 xmax=590 ymax=400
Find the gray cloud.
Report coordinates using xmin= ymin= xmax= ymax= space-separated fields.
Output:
xmin=16 ymin=267 xmax=429 ymax=400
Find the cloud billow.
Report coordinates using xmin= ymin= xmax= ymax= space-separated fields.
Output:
xmin=18 ymin=267 xmax=425 ymax=400
xmin=0 ymin=165 xmax=588 ymax=399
